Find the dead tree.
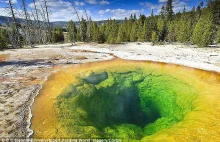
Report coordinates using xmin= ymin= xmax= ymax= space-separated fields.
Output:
xmin=30 ymin=9 xmax=41 ymax=46
xmin=21 ymin=0 xmax=32 ymax=46
xmin=69 ymin=1 xmax=81 ymax=41
xmin=83 ymin=6 xmax=92 ymax=42
xmin=44 ymin=0 xmax=51 ymax=43
xmin=70 ymin=1 xmax=81 ymax=24
xmin=33 ymin=0 xmax=43 ymax=44
xmin=8 ymin=0 xmax=21 ymax=48
xmin=39 ymin=3 xmax=48 ymax=44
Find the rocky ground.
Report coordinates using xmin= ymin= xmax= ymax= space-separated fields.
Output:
xmin=0 ymin=42 xmax=219 ymax=138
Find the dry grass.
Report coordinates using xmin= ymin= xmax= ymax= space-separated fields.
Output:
xmin=0 ymin=54 xmax=9 ymax=62
xmin=71 ymin=49 xmax=97 ymax=53
xmin=50 ymin=54 xmax=64 ymax=60
xmin=215 ymin=63 xmax=220 ymax=67
xmin=74 ymin=56 xmax=88 ymax=60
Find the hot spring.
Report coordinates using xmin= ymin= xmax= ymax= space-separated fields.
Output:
xmin=31 ymin=59 xmax=220 ymax=141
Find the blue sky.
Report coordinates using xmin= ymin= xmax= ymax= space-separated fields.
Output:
xmin=0 ymin=0 xmax=204 ymax=22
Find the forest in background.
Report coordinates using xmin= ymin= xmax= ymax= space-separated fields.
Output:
xmin=0 ymin=0 xmax=220 ymax=50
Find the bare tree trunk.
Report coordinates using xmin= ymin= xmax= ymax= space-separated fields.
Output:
xmin=33 ymin=0 xmax=43 ymax=44
xmin=8 ymin=0 xmax=16 ymax=29
xmin=43 ymin=0 xmax=51 ymax=43
xmin=21 ymin=0 xmax=31 ymax=46
xmin=70 ymin=1 xmax=81 ymax=41
xmin=30 ymin=9 xmax=40 ymax=46
xmin=83 ymin=6 xmax=89 ymax=21
xmin=70 ymin=1 xmax=81 ymax=23
xmin=83 ymin=6 xmax=92 ymax=42
xmin=8 ymin=0 xmax=21 ymax=48
xmin=39 ymin=4 xmax=48 ymax=44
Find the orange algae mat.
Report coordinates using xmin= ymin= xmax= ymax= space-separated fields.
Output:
xmin=31 ymin=59 xmax=220 ymax=141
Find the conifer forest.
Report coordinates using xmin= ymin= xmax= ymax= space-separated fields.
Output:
xmin=0 ymin=0 xmax=220 ymax=50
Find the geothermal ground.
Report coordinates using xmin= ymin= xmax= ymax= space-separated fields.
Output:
xmin=0 ymin=42 xmax=220 ymax=138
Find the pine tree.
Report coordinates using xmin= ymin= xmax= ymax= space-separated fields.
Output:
xmin=166 ymin=0 xmax=174 ymax=21
xmin=129 ymin=14 xmax=134 ymax=22
xmin=216 ymin=26 xmax=220 ymax=43
xmin=196 ymin=5 xmax=202 ymax=22
xmin=126 ymin=17 xmax=133 ymax=41
xmin=68 ymin=20 xmax=77 ymax=45
xmin=208 ymin=0 xmax=220 ymax=25
xmin=200 ymin=2 xmax=204 ymax=8
xmin=138 ymin=20 xmax=150 ymax=42
xmin=86 ymin=17 xmax=92 ymax=42
xmin=51 ymin=29 xmax=56 ymax=43
xmin=97 ymin=24 xmax=106 ymax=43
xmin=192 ymin=8 xmax=214 ymax=47
xmin=130 ymin=22 xmax=138 ymax=42
xmin=123 ymin=17 xmax=130 ymax=41
xmin=179 ymin=19 xmax=191 ymax=43
xmin=159 ymin=5 xmax=166 ymax=16
xmin=189 ymin=6 xmax=198 ymax=34
xmin=104 ymin=20 xmax=111 ymax=41
xmin=149 ymin=12 xmax=157 ymax=41
xmin=191 ymin=6 xmax=195 ymax=12
xmin=80 ymin=17 xmax=87 ymax=42
xmin=183 ymin=6 xmax=186 ymax=13
xmin=157 ymin=17 xmax=166 ymax=41
xmin=138 ymin=14 xmax=146 ymax=27
xmin=176 ymin=9 xmax=192 ymax=43
xmin=97 ymin=32 xmax=105 ymax=43
xmin=0 ymin=29 xmax=8 ymax=50
xmin=138 ymin=24 xmax=145 ymax=42
xmin=107 ymin=20 xmax=118 ymax=44
xmin=151 ymin=31 xmax=158 ymax=45
xmin=52 ymin=28 xmax=64 ymax=43
xmin=145 ymin=20 xmax=151 ymax=41
xmin=117 ymin=24 xmax=125 ymax=42
xmin=167 ymin=21 xmax=176 ymax=42
xmin=76 ymin=27 xmax=81 ymax=41
xmin=137 ymin=21 xmax=143 ymax=42
xmin=91 ymin=22 xmax=99 ymax=42
xmin=134 ymin=14 xmax=137 ymax=21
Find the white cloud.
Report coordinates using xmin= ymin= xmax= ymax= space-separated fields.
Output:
xmin=85 ymin=0 xmax=96 ymax=4
xmin=50 ymin=8 xmax=91 ymax=21
xmin=0 ymin=0 xmax=17 ymax=4
xmin=140 ymin=2 xmax=162 ymax=10
xmin=0 ymin=7 xmax=26 ymax=19
xmin=75 ymin=1 xmax=85 ymax=6
xmin=173 ymin=0 xmax=189 ymax=12
xmin=159 ymin=0 xmax=167 ymax=3
xmin=98 ymin=10 xmax=105 ymax=15
xmin=28 ymin=0 xmax=90 ymax=22
xmin=85 ymin=0 xmax=110 ymax=5
xmin=100 ymin=0 xmax=110 ymax=5
xmin=29 ymin=0 xmax=72 ymax=11
xmin=98 ymin=8 xmax=144 ymax=20
xmin=140 ymin=0 xmax=189 ymax=14
xmin=0 ymin=0 xmax=92 ymax=22
xmin=0 ymin=8 xmax=9 ymax=17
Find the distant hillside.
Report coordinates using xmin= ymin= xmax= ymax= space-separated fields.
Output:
xmin=0 ymin=16 xmax=123 ymax=28
xmin=50 ymin=20 xmax=123 ymax=28
xmin=0 ymin=16 xmax=15 ymax=25
xmin=0 ymin=16 xmax=27 ymax=25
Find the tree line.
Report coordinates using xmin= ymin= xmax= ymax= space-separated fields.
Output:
xmin=67 ymin=0 xmax=220 ymax=47
xmin=0 ymin=0 xmax=220 ymax=50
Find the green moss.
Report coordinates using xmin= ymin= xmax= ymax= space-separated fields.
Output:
xmin=57 ymin=69 xmax=197 ymax=140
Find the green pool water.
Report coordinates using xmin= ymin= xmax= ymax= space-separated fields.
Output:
xmin=57 ymin=68 xmax=196 ymax=140
xmin=31 ymin=60 xmax=220 ymax=141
